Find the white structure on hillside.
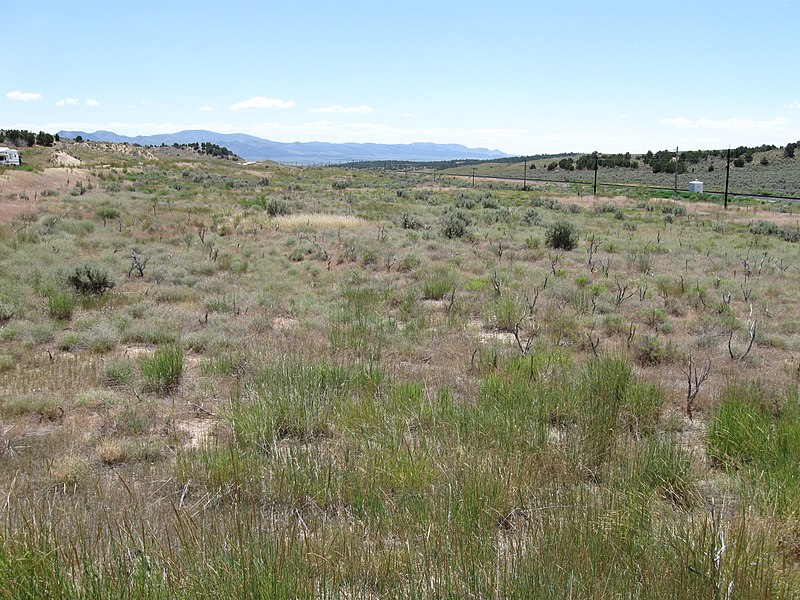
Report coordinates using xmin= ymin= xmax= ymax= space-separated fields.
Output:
xmin=0 ymin=147 xmax=21 ymax=166
xmin=688 ymin=180 xmax=703 ymax=193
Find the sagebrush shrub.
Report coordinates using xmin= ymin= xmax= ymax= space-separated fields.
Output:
xmin=545 ymin=220 xmax=579 ymax=250
xmin=265 ymin=198 xmax=290 ymax=217
xmin=521 ymin=208 xmax=541 ymax=226
xmin=440 ymin=207 xmax=471 ymax=239
xmin=400 ymin=212 xmax=423 ymax=230
xmin=67 ymin=265 xmax=114 ymax=296
xmin=0 ymin=302 xmax=13 ymax=325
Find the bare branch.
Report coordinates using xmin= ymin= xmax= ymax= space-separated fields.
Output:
xmin=444 ymin=287 xmax=457 ymax=316
xmin=127 ymin=251 xmax=150 ymax=278
xmin=490 ymin=270 xmax=502 ymax=298
xmin=615 ymin=277 xmax=636 ymax=307
xmin=681 ymin=352 xmax=711 ymax=420
xmin=626 ymin=322 xmax=637 ymax=348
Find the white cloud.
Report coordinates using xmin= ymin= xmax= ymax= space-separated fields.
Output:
xmin=787 ymin=101 xmax=800 ymax=109
xmin=401 ymin=112 xmax=413 ymax=118
xmin=310 ymin=104 xmax=374 ymax=115
xmin=56 ymin=98 xmax=80 ymax=106
xmin=660 ymin=116 xmax=790 ymax=132
xmin=230 ymin=97 xmax=295 ymax=111
xmin=6 ymin=90 xmax=41 ymax=101
xmin=85 ymin=98 xmax=101 ymax=107
xmin=198 ymin=105 xmax=214 ymax=112
xmin=616 ymin=114 xmax=629 ymax=120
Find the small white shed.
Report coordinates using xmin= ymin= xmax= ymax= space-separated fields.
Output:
xmin=688 ymin=180 xmax=703 ymax=194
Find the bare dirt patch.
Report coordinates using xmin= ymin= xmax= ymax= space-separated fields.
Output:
xmin=0 ymin=165 xmax=99 ymax=223
xmin=466 ymin=318 xmax=517 ymax=345
xmin=121 ymin=344 xmax=155 ymax=358
xmin=553 ymin=194 xmax=628 ymax=208
xmin=0 ymin=167 xmax=96 ymax=223
xmin=688 ymin=200 xmax=800 ymax=227
xmin=1 ymin=167 xmax=88 ymax=198
xmin=177 ymin=418 xmax=216 ymax=449
xmin=273 ymin=316 xmax=298 ymax=330
xmin=0 ymin=198 xmax=34 ymax=223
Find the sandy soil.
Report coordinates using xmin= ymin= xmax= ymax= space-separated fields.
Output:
xmin=0 ymin=166 xmax=95 ymax=223
xmin=51 ymin=151 xmax=82 ymax=167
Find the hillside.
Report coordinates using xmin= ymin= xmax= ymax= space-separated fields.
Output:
xmin=1 ymin=144 xmax=800 ymax=596
xmin=439 ymin=144 xmax=800 ymax=199
xmin=56 ymin=129 xmax=510 ymax=164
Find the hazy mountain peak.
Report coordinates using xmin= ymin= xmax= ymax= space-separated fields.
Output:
xmin=56 ymin=129 xmax=510 ymax=164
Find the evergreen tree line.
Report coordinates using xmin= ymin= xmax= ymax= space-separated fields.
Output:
xmin=575 ymin=152 xmax=639 ymax=170
xmin=567 ymin=142 xmax=796 ymax=175
xmin=0 ymin=129 xmax=58 ymax=147
xmin=172 ymin=142 xmax=239 ymax=160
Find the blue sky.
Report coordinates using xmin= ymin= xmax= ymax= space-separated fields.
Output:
xmin=3 ymin=0 xmax=799 ymax=155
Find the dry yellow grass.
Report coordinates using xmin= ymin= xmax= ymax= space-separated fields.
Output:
xmin=272 ymin=212 xmax=367 ymax=230
xmin=50 ymin=455 xmax=89 ymax=488
xmin=95 ymin=439 xmax=128 ymax=465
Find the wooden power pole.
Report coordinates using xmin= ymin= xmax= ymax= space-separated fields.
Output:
xmin=523 ymin=160 xmax=527 ymax=190
xmin=724 ymin=147 xmax=731 ymax=209
xmin=674 ymin=146 xmax=679 ymax=193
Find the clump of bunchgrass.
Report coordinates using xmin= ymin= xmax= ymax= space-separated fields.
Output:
xmin=50 ymin=455 xmax=89 ymax=489
xmin=47 ymin=291 xmax=76 ymax=321
xmin=626 ymin=437 xmax=698 ymax=508
xmin=422 ymin=268 xmax=457 ymax=300
xmin=1 ymin=394 xmax=63 ymax=420
xmin=114 ymin=402 xmax=157 ymax=435
xmin=631 ymin=334 xmax=678 ymax=366
xmin=140 ymin=345 xmax=184 ymax=394
xmin=103 ymin=357 xmax=135 ymax=387
xmin=74 ymin=387 xmax=124 ymax=409
xmin=95 ymin=439 xmax=130 ymax=465
xmin=707 ymin=382 xmax=800 ymax=515
xmin=489 ymin=295 xmax=524 ymax=332
xmin=232 ymin=360 xmax=369 ymax=450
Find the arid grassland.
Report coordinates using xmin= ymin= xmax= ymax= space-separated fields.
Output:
xmin=1 ymin=142 xmax=800 ymax=598
xmin=440 ymin=145 xmax=800 ymax=199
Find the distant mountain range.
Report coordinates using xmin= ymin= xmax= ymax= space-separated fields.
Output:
xmin=56 ymin=130 xmax=510 ymax=164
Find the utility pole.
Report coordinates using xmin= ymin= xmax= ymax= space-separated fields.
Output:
xmin=674 ymin=146 xmax=679 ymax=193
xmin=523 ymin=159 xmax=527 ymax=190
xmin=593 ymin=151 xmax=599 ymax=196
xmin=724 ymin=147 xmax=731 ymax=209
xmin=472 ymin=167 xmax=476 ymax=187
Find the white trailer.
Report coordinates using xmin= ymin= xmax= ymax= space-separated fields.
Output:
xmin=0 ymin=147 xmax=21 ymax=166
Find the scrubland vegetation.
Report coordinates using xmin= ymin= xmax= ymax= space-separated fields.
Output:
xmin=441 ymin=143 xmax=800 ymax=199
xmin=1 ymin=141 xmax=800 ymax=597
